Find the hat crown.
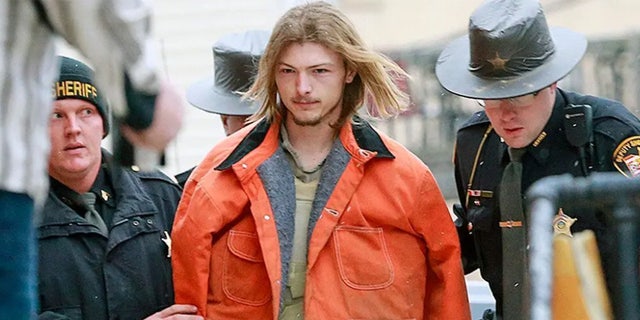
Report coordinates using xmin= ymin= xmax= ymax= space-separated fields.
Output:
xmin=186 ymin=30 xmax=270 ymax=115
xmin=468 ymin=0 xmax=555 ymax=79
xmin=212 ymin=30 xmax=270 ymax=95
xmin=434 ymin=0 xmax=587 ymax=99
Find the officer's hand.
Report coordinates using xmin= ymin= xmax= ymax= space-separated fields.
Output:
xmin=143 ymin=304 xmax=203 ymax=319
xmin=121 ymin=81 xmax=185 ymax=151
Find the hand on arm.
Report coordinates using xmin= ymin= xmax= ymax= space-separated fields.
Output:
xmin=144 ymin=304 xmax=203 ymax=320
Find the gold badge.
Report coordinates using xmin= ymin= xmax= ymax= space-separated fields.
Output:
xmin=613 ymin=136 xmax=640 ymax=177
xmin=553 ymin=209 xmax=577 ymax=237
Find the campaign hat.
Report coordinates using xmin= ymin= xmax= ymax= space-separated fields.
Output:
xmin=186 ymin=30 xmax=270 ymax=115
xmin=435 ymin=0 xmax=587 ymax=99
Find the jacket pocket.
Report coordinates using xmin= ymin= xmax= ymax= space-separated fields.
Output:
xmin=223 ymin=230 xmax=271 ymax=306
xmin=333 ymin=226 xmax=394 ymax=290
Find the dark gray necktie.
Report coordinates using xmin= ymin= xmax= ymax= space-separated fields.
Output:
xmin=82 ymin=192 xmax=109 ymax=236
xmin=499 ymin=147 xmax=527 ymax=318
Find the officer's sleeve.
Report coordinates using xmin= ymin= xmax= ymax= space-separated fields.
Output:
xmin=453 ymin=145 xmax=481 ymax=274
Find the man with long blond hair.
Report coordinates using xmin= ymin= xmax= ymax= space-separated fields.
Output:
xmin=171 ymin=2 xmax=471 ymax=319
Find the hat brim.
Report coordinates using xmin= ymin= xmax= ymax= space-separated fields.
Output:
xmin=435 ymin=27 xmax=587 ymax=99
xmin=186 ymin=76 xmax=260 ymax=116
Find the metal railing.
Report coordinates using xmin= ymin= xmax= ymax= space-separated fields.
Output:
xmin=526 ymin=173 xmax=640 ymax=320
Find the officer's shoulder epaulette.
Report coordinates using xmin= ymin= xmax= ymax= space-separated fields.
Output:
xmin=128 ymin=166 xmax=179 ymax=185
xmin=563 ymin=89 xmax=631 ymax=121
xmin=563 ymin=90 xmax=640 ymax=132
xmin=458 ymin=110 xmax=491 ymax=131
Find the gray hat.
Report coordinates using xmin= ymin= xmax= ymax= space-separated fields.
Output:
xmin=186 ymin=30 xmax=270 ymax=115
xmin=435 ymin=0 xmax=587 ymax=99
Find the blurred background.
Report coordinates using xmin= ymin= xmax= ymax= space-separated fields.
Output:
xmin=146 ymin=0 xmax=640 ymax=199
xmin=57 ymin=0 xmax=640 ymax=317
xmin=57 ymin=0 xmax=640 ymax=197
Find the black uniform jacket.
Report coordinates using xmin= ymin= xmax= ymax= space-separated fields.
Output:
xmin=174 ymin=167 xmax=194 ymax=189
xmin=453 ymin=89 xmax=640 ymax=310
xmin=37 ymin=151 xmax=181 ymax=320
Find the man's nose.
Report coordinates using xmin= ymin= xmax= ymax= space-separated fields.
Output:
xmin=296 ymin=73 xmax=312 ymax=95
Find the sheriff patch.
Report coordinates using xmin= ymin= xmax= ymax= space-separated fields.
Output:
xmin=613 ymin=136 xmax=640 ymax=177
xmin=54 ymin=80 xmax=98 ymax=100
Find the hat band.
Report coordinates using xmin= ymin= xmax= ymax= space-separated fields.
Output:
xmin=469 ymin=47 xmax=555 ymax=79
xmin=54 ymin=80 xmax=100 ymax=105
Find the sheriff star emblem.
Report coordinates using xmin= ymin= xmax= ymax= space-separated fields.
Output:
xmin=553 ymin=209 xmax=577 ymax=237
xmin=488 ymin=52 xmax=508 ymax=71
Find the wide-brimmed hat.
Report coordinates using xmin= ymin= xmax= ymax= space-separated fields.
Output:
xmin=435 ymin=0 xmax=587 ymax=100
xmin=187 ymin=30 xmax=270 ymax=115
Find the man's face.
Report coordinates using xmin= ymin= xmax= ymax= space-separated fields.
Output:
xmin=483 ymin=83 xmax=557 ymax=148
xmin=48 ymin=99 xmax=104 ymax=181
xmin=275 ymin=42 xmax=355 ymax=128
xmin=220 ymin=114 xmax=250 ymax=136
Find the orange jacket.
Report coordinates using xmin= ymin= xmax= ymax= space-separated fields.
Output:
xmin=172 ymin=118 xmax=470 ymax=320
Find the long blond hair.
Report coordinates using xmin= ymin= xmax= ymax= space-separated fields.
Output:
xmin=245 ymin=1 xmax=409 ymax=127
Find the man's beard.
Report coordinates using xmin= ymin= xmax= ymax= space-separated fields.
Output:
xmin=289 ymin=101 xmax=340 ymax=127
xmin=291 ymin=115 xmax=323 ymax=126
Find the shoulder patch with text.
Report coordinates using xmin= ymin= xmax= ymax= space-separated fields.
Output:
xmin=613 ymin=136 xmax=640 ymax=177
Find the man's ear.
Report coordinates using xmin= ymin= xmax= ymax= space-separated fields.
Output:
xmin=220 ymin=115 xmax=230 ymax=135
xmin=345 ymin=69 xmax=357 ymax=84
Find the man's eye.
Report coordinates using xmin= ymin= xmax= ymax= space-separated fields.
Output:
xmin=51 ymin=112 xmax=63 ymax=119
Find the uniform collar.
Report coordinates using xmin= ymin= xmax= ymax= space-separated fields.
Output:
xmin=48 ymin=156 xmax=116 ymax=212
xmin=520 ymin=89 xmax=566 ymax=166
xmin=49 ymin=177 xmax=85 ymax=214
xmin=215 ymin=115 xmax=394 ymax=170
xmin=90 ymin=160 xmax=115 ymax=207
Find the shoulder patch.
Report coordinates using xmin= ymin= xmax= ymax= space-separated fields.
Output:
xmin=613 ymin=136 xmax=640 ymax=177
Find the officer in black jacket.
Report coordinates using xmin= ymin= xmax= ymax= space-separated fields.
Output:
xmin=175 ymin=30 xmax=268 ymax=188
xmin=37 ymin=56 xmax=203 ymax=320
xmin=435 ymin=0 xmax=640 ymax=318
